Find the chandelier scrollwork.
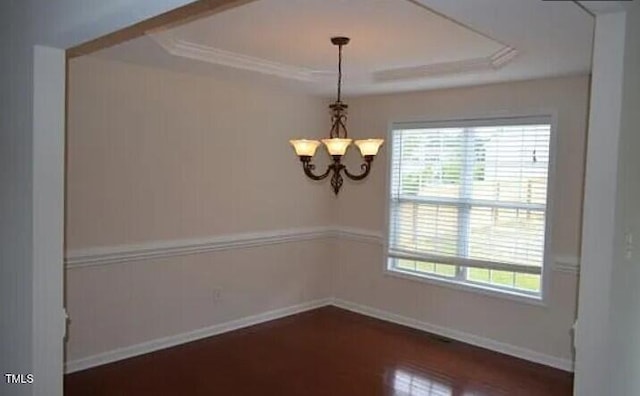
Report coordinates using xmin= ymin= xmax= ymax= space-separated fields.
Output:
xmin=290 ymin=36 xmax=384 ymax=195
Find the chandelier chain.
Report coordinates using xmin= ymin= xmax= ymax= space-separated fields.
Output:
xmin=337 ymin=43 xmax=343 ymax=103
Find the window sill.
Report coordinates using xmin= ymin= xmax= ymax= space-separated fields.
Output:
xmin=384 ymin=267 xmax=547 ymax=307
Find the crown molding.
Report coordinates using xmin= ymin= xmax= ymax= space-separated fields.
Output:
xmin=373 ymin=45 xmax=519 ymax=82
xmin=150 ymin=29 xmax=518 ymax=86
xmin=149 ymin=32 xmax=321 ymax=82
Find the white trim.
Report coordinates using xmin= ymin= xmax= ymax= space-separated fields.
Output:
xmin=65 ymin=227 xmax=334 ymax=269
xmin=388 ymin=248 xmax=542 ymax=275
xmin=332 ymin=299 xmax=574 ymax=372
xmin=337 ymin=229 xmax=578 ymax=274
xmin=541 ymin=112 xmax=560 ymax=303
xmin=554 ymin=254 xmax=581 ymax=274
xmin=333 ymin=227 xmax=384 ymax=245
xmin=391 ymin=114 xmax=552 ymax=130
xmin=151 ymin=26 xmax=517 ymax=86
xmin=64 ymin=298 xmax=332 ymax=373
xmin=150 ymin=32 xmax=320 ymax=82
xmin=382 ymin=113 xmax=571 ymax=306
xmin=33 ymin=45 xmax=66 ymax=396
xmin=383 ymin=266 xmax=545 ymax=306
xmin=373 ymin=46 xmax=518 ymax=82
xmin=65 ymin=297 xmax=573 ymax=374
xmin=66 ymin=226 xmax=579 ymax=274
xmin=574 ymin=11 xmax=626 ymax=395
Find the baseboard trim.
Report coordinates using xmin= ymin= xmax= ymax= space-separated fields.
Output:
xmin=64 ymin=298 xmax=332 ymax=374
xmin=65 ymin=297 xmax=573 ymax=374
xmin=331 ymin=299 xmax=574 ymax=372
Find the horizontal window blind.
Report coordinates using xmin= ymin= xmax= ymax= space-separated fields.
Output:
xmin=388 ymin=118 xmax=551 ymax=277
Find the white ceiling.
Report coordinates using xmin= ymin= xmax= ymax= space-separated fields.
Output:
xmin=92 ymin=0 xmax=594 ymax=97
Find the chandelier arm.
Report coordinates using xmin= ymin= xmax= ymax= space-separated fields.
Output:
xmin=343 ymin=156 xmax=374 ymax=181
xmin=337 ymin=116 xmax=348 ymax=138
xmin=300 ymin=157 xmax=332 ymax=180
xmin=329 ymin=119 xmax=339 ymax=139
xmin=329 ymin=117 xmax=348 ymax=139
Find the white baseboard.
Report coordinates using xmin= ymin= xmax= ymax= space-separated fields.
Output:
xmin=331 ymin=298 xmax=574 ymax=372
xmin=64 ymin=298 xmax=332 ymax=374
xmin=65 ymin=297 xmax=573 ymax=374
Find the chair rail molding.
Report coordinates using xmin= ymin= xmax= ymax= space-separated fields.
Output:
xmin=65 ymin=226 xmax=579 ymax=274
xmin=65 ymin=226 xmax=334 ymax=269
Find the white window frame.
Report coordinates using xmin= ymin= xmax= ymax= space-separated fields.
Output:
xmin=383 ymin=114 xmax=557 ymax=305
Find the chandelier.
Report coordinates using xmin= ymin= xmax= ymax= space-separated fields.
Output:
xmin=289 ymin=37 xmax=384 ymax=195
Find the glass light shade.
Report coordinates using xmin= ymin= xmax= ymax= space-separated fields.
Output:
xmin=289 ymin=139 xmax=321 ymax=157
xmin=321 ymin=138 xmax=352 ymax=156
xmin=355 ymin=139 xmax=384 ymax=156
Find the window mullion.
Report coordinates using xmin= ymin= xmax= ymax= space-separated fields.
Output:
xmin=456 ymin=128 xmax=474 ymax=281
xmin=389 ymin=132 xmax=401 ymax=251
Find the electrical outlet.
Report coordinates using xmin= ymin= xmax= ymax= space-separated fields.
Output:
xmin=625 ymin=232 xmax=634 ymax=260
xmin=212 ymin=288 xmax=222 ymax=303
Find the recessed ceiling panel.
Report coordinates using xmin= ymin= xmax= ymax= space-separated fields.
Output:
xmin=154 ymin=0 xmax=505 ymax=74
xmin=92 ymin=0 xmax=593 ymax=96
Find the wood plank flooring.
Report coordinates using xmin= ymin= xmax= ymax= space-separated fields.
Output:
xmin=64 ymin=306 xmax=573 ymax=395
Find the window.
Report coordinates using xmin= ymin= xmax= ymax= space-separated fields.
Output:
xmin=387 ymin=116 xmax=553 ymax=299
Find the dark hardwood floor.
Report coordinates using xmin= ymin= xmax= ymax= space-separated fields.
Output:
xmin=65 ymin=306 xmax=573 ymax=395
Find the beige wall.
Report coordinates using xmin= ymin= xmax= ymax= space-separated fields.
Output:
xmin=334 ymin=76 xmax=589 ymax=362
xmin=66 ymin=239 xmax=334 ymax=361
xmin=67 ymin=57 xmax=333 ymax=249
xmin=66 ymin=56 xmax=588 ymax=368
xmin=65 ymin=57 xmax=335 ymax=362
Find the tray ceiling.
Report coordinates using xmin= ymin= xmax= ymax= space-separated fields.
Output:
xmin=92 ymin=0 xmax=593 ymax=96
